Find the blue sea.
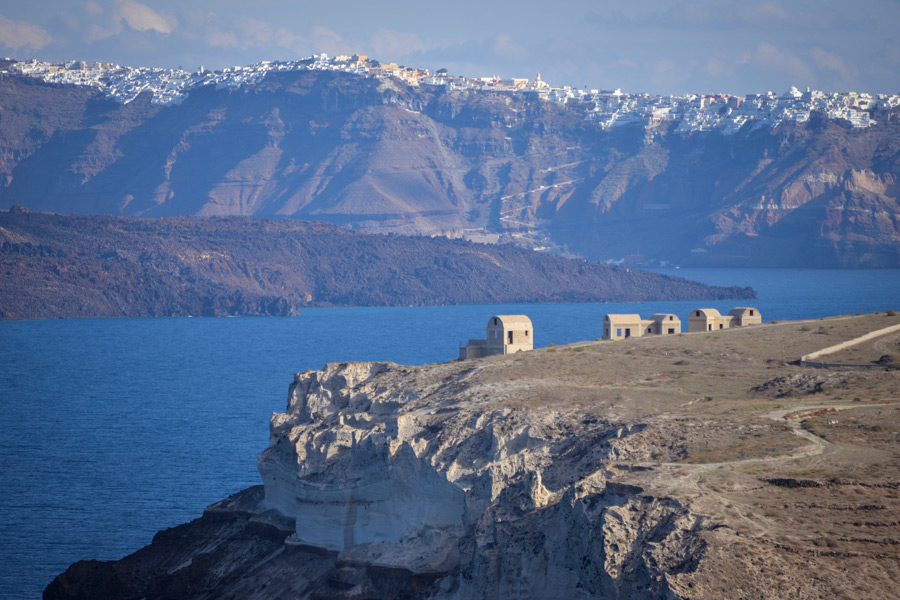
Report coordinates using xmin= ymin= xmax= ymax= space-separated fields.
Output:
xmin=1 ymin=268 xmax=899 ymax=599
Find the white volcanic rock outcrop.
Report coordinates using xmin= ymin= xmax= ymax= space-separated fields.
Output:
xmin=45 ymin=315 xmax=900 ymax=599
xmin=256 ymin=361 xmax=706 ymax=598
xmin=260 ymin=363 xmax=466 ymax=553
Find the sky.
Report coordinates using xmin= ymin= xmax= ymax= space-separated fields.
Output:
xmin=1 ymin=0 xmax=898 ymax=95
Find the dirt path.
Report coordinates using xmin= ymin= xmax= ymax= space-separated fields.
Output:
xmin=650 ymin=402 xmax=897 ymax=540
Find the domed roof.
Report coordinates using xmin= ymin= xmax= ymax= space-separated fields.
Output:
xmin=603 ymin=314 xmax=642 ymax=323
xmin=489 ymin=315 xmax=533 ymax=329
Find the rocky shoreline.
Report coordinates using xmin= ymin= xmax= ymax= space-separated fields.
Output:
xmin=0 ymin=208 xmax=754 ymax=321
xmin=44 ymin=314 xmax=900 ymax=598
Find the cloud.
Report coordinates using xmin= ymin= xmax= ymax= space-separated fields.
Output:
xmin=671 ymin=1 xmax=714 ymax=25
xmin=204 ymin=27 xmax=239 ymax=49
xmin=370 ymin=29 xmax=434 ymax=60
xmin=310 ymin=26 xmax=344 ymax=55
xmin=753 ymin=41 xmax=815 ymax=86
xmin=85 ymin=1 xmax=103 ymax=17
xmin=201 ymin=15 xmax=307 ymax=53
xmin=886 ymin=40 xmax=900 ymax=66
xmin=654 ymin=58 xmax=681 ymax=76
xmin=736 ymin=1 xmax=792 ymax=25
xmin=77 ymin=0 xmax=176 ymax=42
xmin=702 ymin=52 xmax=734 ymax=78
xmin=0 ymin=13 xmax=52 ymax=51
xmin=811 ymin=47 xmax=858 ymax=88
xmin=493 ymin=32 xmax=529 ymax=60
xmin=117 ymin=0 xmax=174 ymax=34
xmin=587 ymin=1 xmax=869 ymax=32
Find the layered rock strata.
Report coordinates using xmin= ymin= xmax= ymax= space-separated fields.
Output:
xmin=46 ymin=315 xmax=900 ymax=598
xmin=254 ymin=361 xmax=708 ymax=598
xmin=2 ymin=72 xmax=898 ymax=267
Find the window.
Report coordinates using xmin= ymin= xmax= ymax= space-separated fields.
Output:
xmin=719 ymin=324 xmax=724 ymax=329
xmin=525 ymin=330 xmax=529 ymax=337
xmin=668 ymin=328 xmax=675 ymax=334
xmin=708 ymin=324 xmax=712 ymax=331
xmin=507 ymin=331 xmax=513 ymax=344
xmin=669 ymin=315 xmax=674 ymax=320
xmin=696 ymin=311 xmax=701 ymax=317
xmin=750 ymin=310 xmax=755 ymax=316
xmin=605 ymin=328 xmax=609 ymax=337
xmin=493 ymin=318 xmax=498 ymax=325
xmin=617 ymin=328 xmax=622 ymax=337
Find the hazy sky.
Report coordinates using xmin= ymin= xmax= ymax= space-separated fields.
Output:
xmin=1 ymin=0 xmax=898 ymax=95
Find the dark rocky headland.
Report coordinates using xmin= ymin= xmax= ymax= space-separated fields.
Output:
xmin=0 ymin=208 xmax=753 ymax=320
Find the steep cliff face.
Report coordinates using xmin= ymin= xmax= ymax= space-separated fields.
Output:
xmin=254 ymin=361 xmax=710 ymax=599
xmin=45 ymin=314 xmax=900 ymax=598
xmin=2 ymin=73 xmax=897 ymax=267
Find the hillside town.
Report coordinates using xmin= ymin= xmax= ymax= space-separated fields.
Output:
xmin=2 ymin=54 xmax=897 ymax=134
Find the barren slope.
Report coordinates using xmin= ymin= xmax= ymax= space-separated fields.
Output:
xmin=0 ymin=207 xmax=753 ymax=321
xmin=1 ymin=72 xmax=898 ymax=267
xmin=47 ymin=312 xmax=900 ymax=599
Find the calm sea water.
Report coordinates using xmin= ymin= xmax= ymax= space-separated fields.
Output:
xmin=1 ymin=268 xmax=898 ymax=599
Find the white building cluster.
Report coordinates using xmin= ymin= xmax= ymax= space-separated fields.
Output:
xmin=582 ymin=86 xmax=893 ymax=133
xmin=2 ymin=55 xmax=897 ymax=133
xmin=1 ymin=54 xmax=373 ymax=106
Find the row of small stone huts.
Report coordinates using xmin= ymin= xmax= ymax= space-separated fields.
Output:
xmin=459 ymin=307 xmax=762 ymax=359
xmin=604 ymin=307 xmax=761 ymax=340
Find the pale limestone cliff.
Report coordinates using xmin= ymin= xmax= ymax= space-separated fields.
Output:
xmin=46 ymin=315 xmax=900 ymax=599
xmin=256 ymin=361 xmax=708 ymax=599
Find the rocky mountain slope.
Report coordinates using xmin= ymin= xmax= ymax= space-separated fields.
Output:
xmin=45 ymin=313 xmax=900 ymax=598
xmin=1 ymin=72 xmax=897 ymax=267
xmin=0 ymin=207 xmax=752 ymax=321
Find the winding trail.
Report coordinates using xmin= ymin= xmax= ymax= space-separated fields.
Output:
xmin=634 ymin=403 xmax=896 ymax=538
xmin=660 ymin=402 xmax=896 ymax=471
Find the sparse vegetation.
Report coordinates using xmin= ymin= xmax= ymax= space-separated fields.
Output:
xmin=0 ymin=211 xmax=755 ymax=321
xmin=62 ymin=312 xmax=899 ymax=599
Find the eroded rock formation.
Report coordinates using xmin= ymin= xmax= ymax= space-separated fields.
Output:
xmin=253 ymin=361 xmax=708 ymax=598
xmin=2 ymin=72 xmax=898 ymax=267
xmin=45 ymin=315 xmax=900 ymax=598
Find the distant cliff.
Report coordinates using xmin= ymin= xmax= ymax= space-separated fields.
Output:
xmin=1 ymin=72 xmax=898 ymax=267
xmin=0 ymin=208 xmax=753 ymax=320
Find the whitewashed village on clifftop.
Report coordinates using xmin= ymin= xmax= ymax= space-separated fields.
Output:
xmin=2 ymin=53 xmax=896 ymax=134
